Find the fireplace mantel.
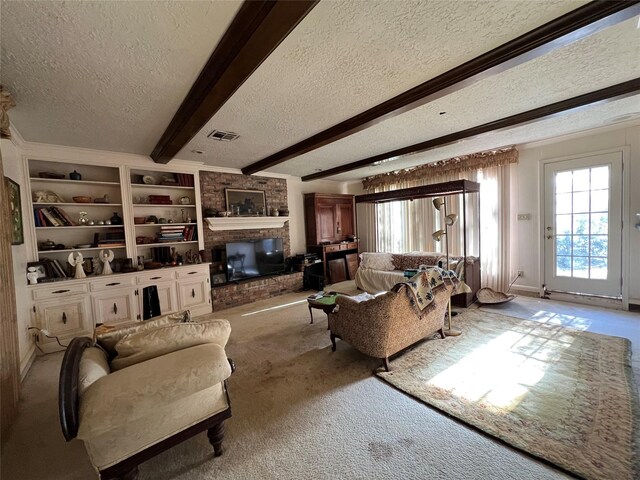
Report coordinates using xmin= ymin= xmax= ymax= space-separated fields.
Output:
xmin=205 ymin=216 xmax=290 ymax=231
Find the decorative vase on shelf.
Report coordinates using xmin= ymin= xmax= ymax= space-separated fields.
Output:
xmin=69 ymin=170 xmax=82 ymax=181
xmin=78 ymin=211 xmax=89 ymax=225
xmin=278 ymin=206 xmax=289 ymax=216
xmin=110 ymin=212 xmax=123 ymax=225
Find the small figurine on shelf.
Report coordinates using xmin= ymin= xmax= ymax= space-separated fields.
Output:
xmin=100 ymin=250 xmax=115 ymax=275
xmin=78 ymin=211 xmax=89 ymax=225
xmin=26 ymin=267 xmax=39 ymax=285
xmin=137 ymin=256 xmax=144 ymax=271
xmin=68 ymin=252 xmax=86 ymax=279
xmin=171 ymin=247 xmax=178 ymax=266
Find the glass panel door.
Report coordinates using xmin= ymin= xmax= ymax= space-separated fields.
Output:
xmin=544 ymin=152 xmax=622 ymax=297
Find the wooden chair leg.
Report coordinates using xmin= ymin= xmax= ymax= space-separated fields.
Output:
xmin=438 ymin=328 xmax=445 ymax=339
xmin=383 ymin=357 xmax=391 ymax=372
xmin=102 ymin=466 xmax=138 ymax=480
xmin=330 ymin=333 xmax=337 ymax=351
xmin=207 ymin=421 xmax=226 ymax=457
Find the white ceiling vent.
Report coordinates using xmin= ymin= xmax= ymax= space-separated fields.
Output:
xmin=207 ymin=130 xmax=240 ymax=142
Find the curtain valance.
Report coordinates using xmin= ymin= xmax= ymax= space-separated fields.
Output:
xmin=362 ymin=146 xmax=518 ymax=192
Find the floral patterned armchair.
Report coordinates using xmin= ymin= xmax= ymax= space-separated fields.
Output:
xmin=328 ymin=269 xmax=456 ymax=371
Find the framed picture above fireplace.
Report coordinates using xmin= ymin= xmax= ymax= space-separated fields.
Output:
xmin=225 ymin=188 xmax=267 ymax=216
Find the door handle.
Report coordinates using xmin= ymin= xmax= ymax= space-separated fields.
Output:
xmin=191 ymin=288 xmax=195 ymax=298
xmin=113 ymin=303 xmax=118 ymax=314
xmin=62 ymin=312 xmax=67 ymax=324
xmin=546 ymin=235 xmax=554 ymax=239
xmin=52 ymin=289 xmax=70 ymax=294
xmin=150 ymin=276 xmax=161 ymax=280
xmin=106 ymin=282 xmax=120 ymax=287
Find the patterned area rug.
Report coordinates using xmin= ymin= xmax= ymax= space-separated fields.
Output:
xmin=377 ymin=309 xmax=639 ymax=480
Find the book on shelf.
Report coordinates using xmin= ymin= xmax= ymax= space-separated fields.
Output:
xmin=34 ymin=207 xmax=76 ymax=226
xmin=39 ymin=207 xmax=61 ymax=226
xmin=52 ymin=207 xmax=77 ymax=226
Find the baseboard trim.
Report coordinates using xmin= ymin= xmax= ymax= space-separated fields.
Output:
xmin=545 ymin=291 xmax=623 ymax=310
xmin=20 ymin=345 xmax=36 ymax=382
xmin=510 ymin=285 xmax=540 ymax=294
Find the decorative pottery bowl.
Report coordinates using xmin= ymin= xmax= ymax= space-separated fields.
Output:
xmin=134 ymin=217 xmax=146 ymax=224
xmin=73 ymin=196 xmax=92 ymax=203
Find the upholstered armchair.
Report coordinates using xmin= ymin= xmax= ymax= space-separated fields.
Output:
xmin=328 ymin=278 xmax=454 ymax=371
xmin=59 ymin=313 xmax=234 ymax=480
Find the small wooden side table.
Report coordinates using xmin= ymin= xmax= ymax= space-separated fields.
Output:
xmin=306 ymin=293 xmax=340 ymax=324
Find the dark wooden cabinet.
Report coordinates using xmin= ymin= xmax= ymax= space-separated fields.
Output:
xmin=304 ymin=193 xmax=355 ymax=244
xmin=304 ymin=193 xmax=357 ymax=284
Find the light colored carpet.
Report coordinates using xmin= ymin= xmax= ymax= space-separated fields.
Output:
xmin=378 ymin=309 xmax=640 ymax=480
xmin=3 ymin=289 xmax=584 ymax=480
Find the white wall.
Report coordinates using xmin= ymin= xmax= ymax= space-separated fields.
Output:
xmin=510 ymin=123 xmax=640 ymax=304
xmin=1 ymin=138 xmax=36 ymax=376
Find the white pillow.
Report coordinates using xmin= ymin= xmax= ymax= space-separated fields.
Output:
xmin=359 ymin=252 xmax=395 ymax=271
xmin=78 ymin=347 xmax=110 ymax=396
xmin=97 ymin=310 xmax=191 ymax=356
xmin=111 ymin=319 xmax=230 ymax=371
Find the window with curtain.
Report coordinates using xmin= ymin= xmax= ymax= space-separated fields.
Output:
xmin=359 ymin=148 xmax=516 ymax=291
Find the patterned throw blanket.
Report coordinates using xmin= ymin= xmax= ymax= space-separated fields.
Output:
xmin=398 ymin=267 xmax=469 ymax=313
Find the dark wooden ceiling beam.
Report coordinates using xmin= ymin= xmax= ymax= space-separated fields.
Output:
xmin=243 ymin=0 xmax=640 ymax=175
xmin=301 ymin=78 xmax=640 ymax=181
xmin=151 ymin=0 xmax=318 ymax=164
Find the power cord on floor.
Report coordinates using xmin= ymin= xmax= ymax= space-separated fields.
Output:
xmin=506 ymin=271 xmax=523 ymax=293
xmin=28 ymin=327 xmax=68 ymax=351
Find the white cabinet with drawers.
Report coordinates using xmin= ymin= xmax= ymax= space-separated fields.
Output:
xmin=29 ymin=264 xmax=211 ymax=353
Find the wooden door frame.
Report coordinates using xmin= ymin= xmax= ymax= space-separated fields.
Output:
xmin=538 ymin=146 xmax=630 ymax=309
xmin=0 ymin=149 xmax=21 ymax=441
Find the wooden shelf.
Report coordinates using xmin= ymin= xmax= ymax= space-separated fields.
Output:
xmin=38 ymin=246 xmax=126 ymax=253
xmin=131 ymin=184 xmax=194 ymax=190
xmin=205 ymin=216 xmax=289 ymax=231
xmin=135 ymin=223 xmax=197 ymax=227
xmin=132 ymin=204 xmax=196 ymax=208
xmin=30 ymin=178 xmax=120 ymax=186
xmin=33 ymin=203 xmax=122 ymax=207
xmin=136 ymin=241 xmax=199 ymax=248
xmin=36 ymin=225 xmax=124 ymax=229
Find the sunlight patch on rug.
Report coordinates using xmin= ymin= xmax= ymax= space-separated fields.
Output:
xmin=377 ymin=309 xmax=639 ymax=480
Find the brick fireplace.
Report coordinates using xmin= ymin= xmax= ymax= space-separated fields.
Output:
xmin=199 ymin=171 xmax=302 ymax=311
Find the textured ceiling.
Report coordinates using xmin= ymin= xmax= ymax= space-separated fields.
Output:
xmin=0 ymin=0 xmax=242 ymax=153
xmin=178 ymin=0 xmax=586 ymax=165
xmin=2 ymin=0 xmax=637 ymax=183
xmin=328 ymin=94 xmax=640 ymax=182
xmin=272 ymin=15 xmax=640 ymax=178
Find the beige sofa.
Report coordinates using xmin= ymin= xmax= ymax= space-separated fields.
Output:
xmin=329 ymin=271 xmax=454 ymax=371
xmin=354 ymin=252 xmax=479 ymax=307
xmin=59 ymin=312 xmax=233 ymax=480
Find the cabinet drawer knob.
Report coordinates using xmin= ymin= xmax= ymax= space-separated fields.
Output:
xmin=150 ymin=276 xmax=161 ymax=280
xmin=191 ymin=288 xmax=196 ymax=298
xmin=52 ymin=289 xmax=70 ymax=294
xmin=113 ymin=303 xmax=118 ymax=315
xmin=62 ymin=312 xmax=67 ymax=324
xmin=106 ymin=282 xmax=120 ymax=287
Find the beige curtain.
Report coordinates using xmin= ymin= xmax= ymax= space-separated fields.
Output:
xmin=478 ymin=165 xmax=511 ymax=292
xmin=356 ymin=203 xmax=377 ymax=253
xmin=361 ymin=147 xmax=515 ymax=291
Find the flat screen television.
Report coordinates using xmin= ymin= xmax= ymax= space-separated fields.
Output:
xmin=225 ymin=238 xmax=285 ymax=282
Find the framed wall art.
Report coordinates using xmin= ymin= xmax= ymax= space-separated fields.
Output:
xmin=5 ymin=176 xmax=23 ymax=245
xmin=225 ymin=188 xmax=267 ymax=216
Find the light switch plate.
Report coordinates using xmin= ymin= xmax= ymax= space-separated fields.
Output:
xmin=517 ymin=213 xmax=531 ymax=221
